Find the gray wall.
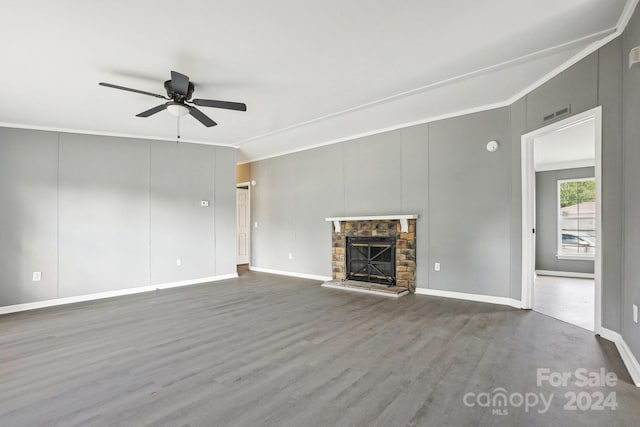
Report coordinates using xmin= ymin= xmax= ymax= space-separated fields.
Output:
xmin=252 ymin=108 xmax=516 ymax=298
xmin=599 ymin=36 xmax=625 ymax=337
xmin=59 ymin=134 xmax=150 ymax=296
xmin=0 ymin=128 xmax=237 ymax=306
xmin=249 ymin=36 xmax=626 ymax=332
xmin=0 ymin=129 xmax=59 ymax=304
xmin=535 ymin=167 xmax=595 ymax=274
xmin=428 ymin=110 xmax=512 ymax=297
xmin=622 ymin=6 xmax=640 ymax=368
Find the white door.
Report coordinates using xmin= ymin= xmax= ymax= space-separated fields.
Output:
xmin=236 ymin=188 xmax=250 ymax=265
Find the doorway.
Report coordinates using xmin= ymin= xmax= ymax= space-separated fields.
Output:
xmin=236 ymin=183 xmax=250 ymax=267
xmin=521 ymin=106 xmax=602 ymax=333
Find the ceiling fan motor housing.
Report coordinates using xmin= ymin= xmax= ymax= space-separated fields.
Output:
xmin=164 ymin=80 xmax=195 ymax=100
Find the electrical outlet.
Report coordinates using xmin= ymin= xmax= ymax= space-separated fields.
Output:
xmin=32 ymin=271 xmax=42 ymax=282
xmin=434 ymin=262 xmax=441 ymax=272
xmin=176 ymin=258 xmax=182 ymax=267
xmin=288 ymin=252 xmax=293 ymax=260
xmin=633 ymin=304 xmax=638 ymax=324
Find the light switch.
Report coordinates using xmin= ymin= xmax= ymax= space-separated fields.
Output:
xmin=176 ymin=258 xmax=182 ymax=266
xmin=32 ymin=271 xmax=42 ymax=282
xmin=200 ymin=200 xmax=209 ymax=207
xmin=633 ymin=304 xmax=638 ymax=324
xmin=434 ymin=262 xmax=441 ymax=272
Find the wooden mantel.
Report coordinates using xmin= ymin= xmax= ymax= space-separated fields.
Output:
xmin=325 ymin=214 xmax=418 ymax=233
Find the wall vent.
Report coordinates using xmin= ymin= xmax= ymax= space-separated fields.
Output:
xmin=543 ymin=105 xmax=572 ymax=123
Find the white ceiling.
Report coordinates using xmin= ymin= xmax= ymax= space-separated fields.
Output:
xmin=0 ymin=0 xmax=631 ymax=162
xmin=534 ymin=119 xmax=595 ymax=171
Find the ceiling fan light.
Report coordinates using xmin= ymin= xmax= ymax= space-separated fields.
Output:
xmin=166 ymin=103 xmax=189 ymax=117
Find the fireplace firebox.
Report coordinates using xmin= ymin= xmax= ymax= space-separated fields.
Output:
xmin=346 ymin=237 xmax=396 ymax=286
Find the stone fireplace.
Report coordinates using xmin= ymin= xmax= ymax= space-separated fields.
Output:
xmin=326 ymin=215 xmax=417 ymax=293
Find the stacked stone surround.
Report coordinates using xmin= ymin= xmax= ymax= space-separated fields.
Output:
xmin=332 ymin=219 xmax=416 ymax=292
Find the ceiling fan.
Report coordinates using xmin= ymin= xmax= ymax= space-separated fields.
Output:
xmin=99 ymin=71 xmax=246 ymax=127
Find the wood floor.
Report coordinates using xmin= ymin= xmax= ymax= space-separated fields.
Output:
xmin=1 ymin=270 xmax=639 ymax=426
xmin=534 ymin=275 xmax=595 ymax=331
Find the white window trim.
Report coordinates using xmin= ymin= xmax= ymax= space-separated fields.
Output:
xmin=556 ymin=177 xmax=595 ymax=260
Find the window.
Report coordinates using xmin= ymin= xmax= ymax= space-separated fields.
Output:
xmin=557 ymin=178 xmax=596 ymax=258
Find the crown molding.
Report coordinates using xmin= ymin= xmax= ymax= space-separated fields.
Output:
xmin=239 ymin=0 xmax=639 ymax=164
xmin=237 ymin=28 xmax=614 ymax=148
xmin=618 ymin=0 xmax=640 ymax=30
xmin=0 ymin=121 xmax=236 ymax=149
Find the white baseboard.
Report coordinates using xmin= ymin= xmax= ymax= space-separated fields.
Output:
xmin=321 ymin=283 xmax=408 ymax=298
xmin=0 ymin=273 xmax=238 ymax=316
xmin=414 ymin=287 xmax=523 ymax=309
xmin=249 ymin=266 xmax=332 ymax=282
xmin=597 ymin=327 xmax=640 ymax=387
xmin=597 ymin=326 xmax=621 ymax=342
xmin=153 ymin=273 xmax=238 ymax=289
xmin=536 ymin=270 xmax=595 ymax=279
xmin=616 ymin=337 xmax=640 ymax=387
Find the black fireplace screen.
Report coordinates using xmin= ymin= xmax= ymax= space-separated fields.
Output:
xmin=346 ymin=237 xmax=396 ymax=285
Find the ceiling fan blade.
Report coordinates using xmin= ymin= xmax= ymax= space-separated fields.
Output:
xmin=187 ymin=106 xmax=217 ymax=127
xmin=99 ymin=82 xmax=167 ymax=99
xmin=191 ymin=98 xmax=247 ymax=111
xmin=171 ymin=71 xmax=190 ymax=96
xmin=136 ymin=103 xmax=169 ymax=117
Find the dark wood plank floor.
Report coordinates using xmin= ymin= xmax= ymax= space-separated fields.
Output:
xmin=1 ymin=270 xmax=639 ymax=426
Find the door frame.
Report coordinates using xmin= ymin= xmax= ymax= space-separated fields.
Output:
xmin=236 ymin=182 xmax=251 ymax=266
xmin=520 ymin=106 xmax=602 ymax=333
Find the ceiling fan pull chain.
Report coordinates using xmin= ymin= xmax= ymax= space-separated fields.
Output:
xmin=176 ymin=115 xmax=181 ymax=144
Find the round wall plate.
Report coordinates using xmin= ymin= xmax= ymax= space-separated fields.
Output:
xmin=486 ymin=140 xmax=499 ymax=152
